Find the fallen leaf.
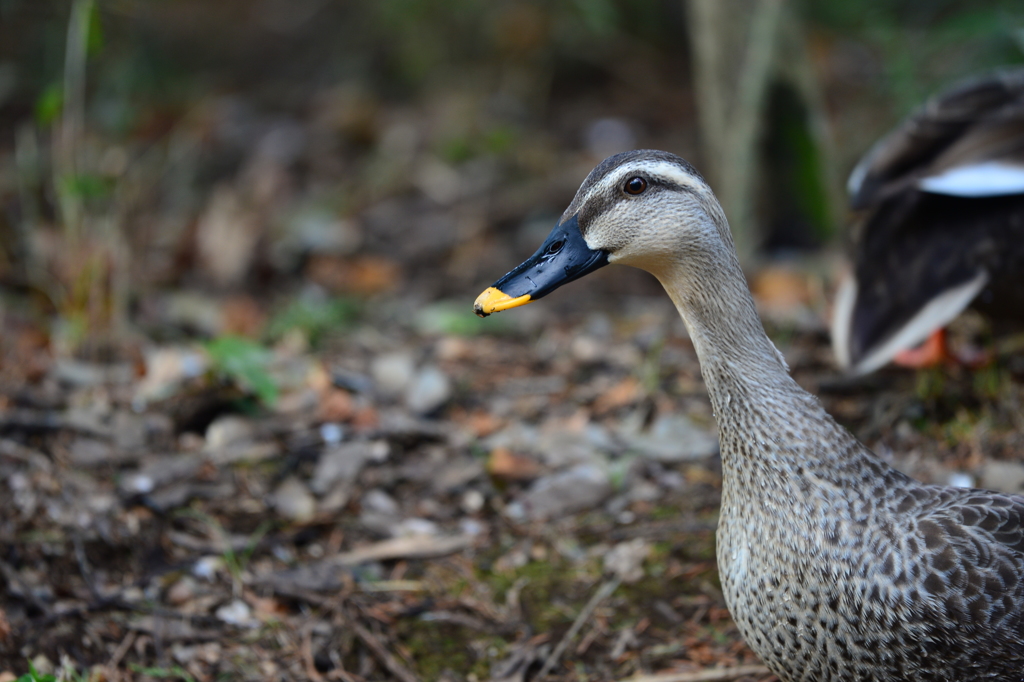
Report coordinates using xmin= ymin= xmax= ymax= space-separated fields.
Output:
xmin=305 ymin=254 xmax=401 ymax=295
xmin=465 ymin=410 xmax=504 ymax=438
xmin=317 ymin=388 xmax=355 ymax=422
xmin=244 ymin=591 xmax=288 ymax=620
xmin=592 ymin=376 xmax=642 ymax=414
xmin=221 ymin=295 xmax=266 ymax=337
xmin=751 ymin=266 xmax=811 ymax=308
xmin=487 ymin=447 xmax=542 ymax=481
xmin=352 ymin=405 xmax=379 ymax=431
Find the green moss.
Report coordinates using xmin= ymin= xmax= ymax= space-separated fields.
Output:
xmin=477 ymin=554 xmax=599 ymax=634
xmin=397 ymin=621 xmax=497 ymax=679
xmin=264 ymin=298 xmax=361 ymax=346
xmin=650 ymin=505 xmax=678 ymax=520
xmin=472 ymin=531 xmax=722 ymax=662
xmin=915 ymin=366 xmax=947 ymax=403
xmin=678 ymin=529 xmax=717 ymax=562
xmin=973 ymin=364 xmax=1010 ymax=400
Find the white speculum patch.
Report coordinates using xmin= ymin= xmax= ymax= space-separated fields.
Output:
xmin=918 ymin=160 xmax=1024 ymax=197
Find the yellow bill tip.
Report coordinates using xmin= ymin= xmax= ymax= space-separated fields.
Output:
xmin=473 ymin=287 xmax=532 ymax=317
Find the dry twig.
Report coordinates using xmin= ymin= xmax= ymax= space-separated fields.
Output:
xmin=616 ymin=664 xmax=772 ymax=682
xmin=538 ymin=577 xmax=621 ymax=678
xmin=347 ymin=612 xmax=421 ymax=682
xmin=106 ymin=630 xmax=137 ymax=673
xmin=302 ymin=624 xmax=328 ymax=682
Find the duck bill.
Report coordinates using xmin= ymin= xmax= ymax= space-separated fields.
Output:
xmin=474 ymin=215 xmax=609 ymax=317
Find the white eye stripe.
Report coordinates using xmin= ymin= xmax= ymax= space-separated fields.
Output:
xmin=621 ymin=160 xmax=707 ymax=192
xmin=582 ymin=160 xmax=706 ymax=205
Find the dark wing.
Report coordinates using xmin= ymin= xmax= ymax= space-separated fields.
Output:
xmin=844 ymin=190 xmax=1024 ymax=369
xmin=912 ymin=487 xmax=1024 ymax=643
xmin=925 ymin=487 xmax=1024 ymax=555
xmin=849 ymin=68 xmax=1024 ymax=210
xmin=848 ymin=485 xmax=1024 ymax=678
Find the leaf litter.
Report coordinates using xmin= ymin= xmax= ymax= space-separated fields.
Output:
xmin=2 ymin=8 xmax=1024 ymax=680
xmin=4 ymin=280 xmax=1023 ymax=681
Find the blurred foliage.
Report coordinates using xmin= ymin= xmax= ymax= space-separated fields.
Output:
xmin=205 ymin=335 xmax=279 ymax=406
xmin=803 ymin=0 xmax=1024 ymax=114
xmin=33 ymin=81 xmax=63 ymax=126
xmin=414 ymin=300 xmax=516 ymax=336
xmin=758 ymin=82 xmax=834 ymax=250
xmin=0 ymin=0 xmax=688 ymax=123
xmin=1 ymin=0 xmax=1017 ymax=191
xmin=0 ymin=0 xmax=1022 ymax=350
xmin=15 ymin=664 xmax=56 ymax=682
xmin=264 ymin=297 xmax=361 ymax=346
xmin=126 ymin=665 xmax=195 ymax=682
xmin=0 ymin=0 xmax=1017 ymax=179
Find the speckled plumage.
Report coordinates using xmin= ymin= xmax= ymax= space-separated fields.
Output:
xmin=714 ymin=378 xmax=1024 ymax=681
xmin=489 ymin=150 xmax=1024 ymax=681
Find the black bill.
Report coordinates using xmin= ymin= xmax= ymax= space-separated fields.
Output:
xmin=474 ymin=215 xmax=609 ymax=317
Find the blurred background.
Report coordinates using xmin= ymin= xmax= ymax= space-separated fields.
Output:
xmin=1 ymin=0 xmax=1022 ymax=356
xmin=2 ymin=2 xmax=1024 ymax=680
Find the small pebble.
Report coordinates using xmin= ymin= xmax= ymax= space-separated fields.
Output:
xmin=216 ymin=599 xmax=256 ymax=627
xmin=461 ymin=489 xmax=485 ymax=513
xmin=405 ymin=365 xmax=452 ymax=414
xmin=29 ymin=656 xmax=53 ymax=677
xmin=362 ymin=488 xmax=400 ymax=515
xmin=371 ymin=352 xmax=416 ymax=396
xmin=205 ymin=415 xmax=254 ymax=450
xmin=459 ymin=518 xmax=486 ymax=536
xmin=948 ymin=472 xmax=974 ymax=489
xmin=629 ymin=413 xmax=719 ymax=462
xmin=166 ymin=576 xmax=198 ymax=605
xmin=519 ymin=463 xmax=612 ymax=520
xmin=271 ymin=477 xmax=316 ymax=523
xmin=125 ymin=474 xmax=155 ymax=494
xmin=320 ymin=422 xmax=344 ymax=444
xmin=604 ymin=538 xmax=651 ymax=583
xmin=980 ymin=460 xmax=1024 ymax=493
xmin=193 ymin=556 xmax=223 ymax=581
xmin=392 ymin=517 xmax=439 ymax=537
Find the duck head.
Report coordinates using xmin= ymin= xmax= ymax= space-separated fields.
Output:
xmin=474 ymin=149 xmax=731 ymax=316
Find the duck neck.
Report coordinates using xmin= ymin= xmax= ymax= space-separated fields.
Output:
xmin=644 ymin=217 xmax=881 ymax=494
xmin=652 ymin=242 xmax=811 ymax=424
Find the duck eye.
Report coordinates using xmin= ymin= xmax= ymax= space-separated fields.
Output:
xmin=545 ymin=239 xmax=565 ymax=255
xmin=624 ymin=176 xmax=647 ymax=195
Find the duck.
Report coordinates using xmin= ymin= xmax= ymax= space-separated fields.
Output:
xmin=832 ymin=67 xmax=1024 ymax=374
xmin=474 ymin=149 xmax=1024 ymax=681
